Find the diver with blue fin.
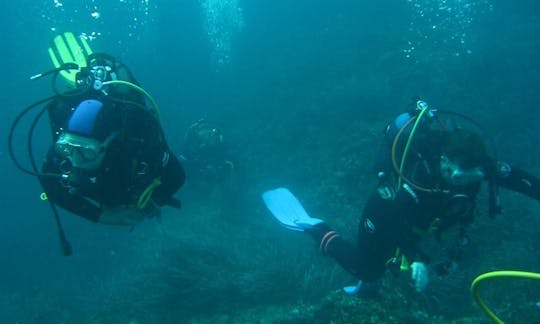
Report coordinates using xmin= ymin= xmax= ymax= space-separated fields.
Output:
xmin=263 ymin=99 xmax=540 ymax=295
xmin=9 ymin=32 xmax=185 ymax=255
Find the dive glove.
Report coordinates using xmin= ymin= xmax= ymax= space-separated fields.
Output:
xmin=411 ymin=261 xmax=429 ymax=292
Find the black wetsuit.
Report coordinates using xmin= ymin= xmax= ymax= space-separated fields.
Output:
xmin=39 ymin=92 xmax=185 ymax=223
xmin=307 ymin=118 xmax=540 ymax=283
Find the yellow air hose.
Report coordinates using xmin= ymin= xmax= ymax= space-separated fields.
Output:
xmin=471 ymin=270 xmax=540 ymax=324
xmin=102 ymin=80 xmax=161 ymax=122
xmin=136 ymin=177 xmax=162 ymax=210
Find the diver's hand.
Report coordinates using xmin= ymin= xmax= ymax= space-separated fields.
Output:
xmin=411 ymin=262 xmax=429 ymax=292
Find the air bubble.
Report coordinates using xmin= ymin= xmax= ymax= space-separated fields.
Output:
xmin=404 ymin=0 xmax=492 ymax=59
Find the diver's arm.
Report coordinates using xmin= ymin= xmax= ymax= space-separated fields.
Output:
xmin=40 ymin=174 xmax=147 ymax=225
xmin=39 ymin=177 xmax=102 ymax=222
xmin=39 ymin=151 xmax=102 ymax=222
xmin=494 ymin=161 xmax=540 ymax=201
xmin=56 ymin=195 xmax=102 ymax=223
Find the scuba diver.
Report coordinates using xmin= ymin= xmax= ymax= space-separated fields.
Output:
xmin=263 ymin=99 xmax=540 ymax=295
xmin=181 ymin=118 xmax=234 ymax=189
xmin=8 ymin=32 xmax=185 ymax=255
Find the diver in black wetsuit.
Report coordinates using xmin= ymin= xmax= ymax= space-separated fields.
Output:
xmin=9 ymin=52 xmax=185 ymax=254
xmin=39 ymin=54 xmax=185 ymax=225
xmin=265 ymin=99 xmax=540 ymax=294
xmin=311 ymin=100 xmax=540 ymax=293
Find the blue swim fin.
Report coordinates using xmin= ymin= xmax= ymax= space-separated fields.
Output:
xmin=262 ymin=187 xmax=323 ymax=231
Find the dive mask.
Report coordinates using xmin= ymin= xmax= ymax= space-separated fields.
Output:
xmin=440 ymin=155 xmax=485 ymax=186
xmin=55 ymin=132 xmax=107 ymax=170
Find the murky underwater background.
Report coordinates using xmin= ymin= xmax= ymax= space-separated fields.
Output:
xmin=1 ymin=0 xmax=540 ymax=322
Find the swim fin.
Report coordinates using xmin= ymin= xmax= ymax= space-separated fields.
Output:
xmin=262 ymin=187 xmax=323 ymax=231
xmin=48 ymin=32 xmax=93 ymax=85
